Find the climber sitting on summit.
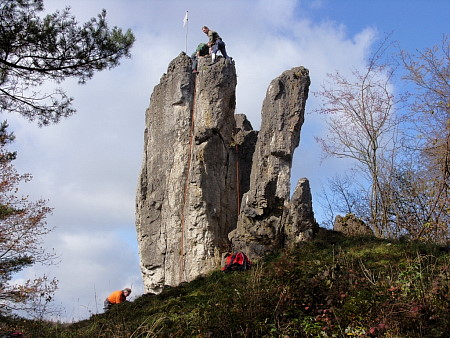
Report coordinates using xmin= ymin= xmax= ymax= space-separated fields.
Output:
xmin=202 ymin=26 xmax=230 ymax=65
xmin=191 ymin=42 xmax=210 ymax=73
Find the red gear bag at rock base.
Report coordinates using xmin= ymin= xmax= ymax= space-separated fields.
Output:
xmin=222 ymin=252 xmax=252 ymax=271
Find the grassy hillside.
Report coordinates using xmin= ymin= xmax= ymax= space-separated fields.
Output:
xmin=2 ymin=230 xmax=449 ymax=337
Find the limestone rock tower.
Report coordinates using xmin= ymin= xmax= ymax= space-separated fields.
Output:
xmin=136 ymin=53 xmax=238 ymax=293
xmin=136 ymin=53 xmax=317 ymax=294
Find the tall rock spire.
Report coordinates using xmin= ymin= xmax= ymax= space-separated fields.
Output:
xmin=136 ymin=53 xmax=238 ymax=293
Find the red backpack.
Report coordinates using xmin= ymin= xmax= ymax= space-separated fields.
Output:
xmin=222 ymin=252 xmax=252 ymax=272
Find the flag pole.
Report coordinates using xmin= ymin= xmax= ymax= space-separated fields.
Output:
xmin=183 ymin=11 xmax=189 ymax=53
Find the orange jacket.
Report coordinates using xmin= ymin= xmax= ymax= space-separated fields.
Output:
xmin=107 ymin=290 xmax=126 ymax=304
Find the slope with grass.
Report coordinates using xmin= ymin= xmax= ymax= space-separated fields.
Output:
xmin=2 ymin=230 xmax=449 ymax=337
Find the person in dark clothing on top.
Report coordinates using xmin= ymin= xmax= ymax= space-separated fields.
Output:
xmin=202 ymin=26 xmax=230 ymax=64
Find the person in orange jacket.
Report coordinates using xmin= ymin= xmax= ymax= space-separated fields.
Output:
xmin=103 ymin=288 xmax=131 ymax=311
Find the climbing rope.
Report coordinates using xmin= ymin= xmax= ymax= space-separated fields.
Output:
xmin=235 ymin=143 xmax=241 ymax=212
xmin=179 ymin=72 xmax=197 ymax=282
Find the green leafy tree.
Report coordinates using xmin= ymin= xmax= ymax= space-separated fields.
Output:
xmin=0 ymin=0 xmax=135 ymax=125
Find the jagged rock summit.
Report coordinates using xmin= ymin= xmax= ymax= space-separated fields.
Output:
xmin=136 ymin=53 xmax=317 ymax=294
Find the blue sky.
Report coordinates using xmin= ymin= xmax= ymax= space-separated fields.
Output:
xmin=304 ymin=0 xmax=449 ymax=51
xmin=4 ymin=0 xmax=449 ymax=322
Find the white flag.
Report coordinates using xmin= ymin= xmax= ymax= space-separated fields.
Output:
xmin=183 ymin=11 xmax=188 ymax=27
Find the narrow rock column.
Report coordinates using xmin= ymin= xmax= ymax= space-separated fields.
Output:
xmin=282 ymin=178 xmax=318 ymax=248
xmin=230 ymin=67 xmax=311 ymax=258
xmin=233 ymin=114 xmax=258 ymax=203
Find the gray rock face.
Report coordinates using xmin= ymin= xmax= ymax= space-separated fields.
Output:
xmin=230 ymin=67 xmax=313 ymax=258
xmin=233 ymin=114 xmax=258 ymax=201
xmin=136 ymin=53 xmax=238 ymax=293
xmin=136 ymin=56 xmax=316 ymax=293
xmin=334 ymin=214 xmax=373 ymax=236
xmin=282 ymin=178 xmax=318 ymax=248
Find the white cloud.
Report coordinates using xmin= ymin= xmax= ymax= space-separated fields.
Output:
xmin=14 ymin=230 xmax=142 ymax=321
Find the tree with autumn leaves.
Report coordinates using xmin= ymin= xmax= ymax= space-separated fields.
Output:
xmin=399 ymin=36 xmax=449 ymax=241
xmin=316 ymin=35 xmax=449 ymax=242
xmin=0 ymin=0 xmax=134 ymax=315
xmin=315 ymin=39 xmax=404 ymax=237
xmin=0 ymin=121 xmax=57 ymax=316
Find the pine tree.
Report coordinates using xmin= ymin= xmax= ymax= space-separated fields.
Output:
xmin=0 ymin=0 xmax=135 ymax=125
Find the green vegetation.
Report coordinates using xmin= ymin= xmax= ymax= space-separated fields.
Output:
xmin=1 ymin=230 xmax=449 ymax=337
